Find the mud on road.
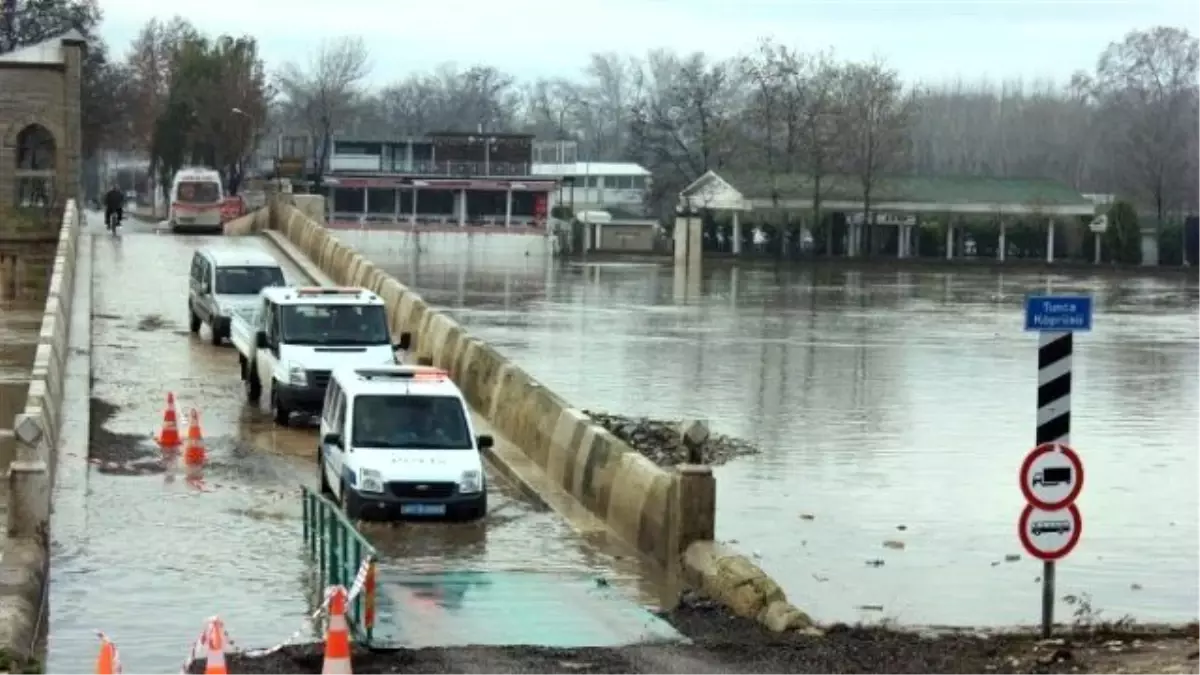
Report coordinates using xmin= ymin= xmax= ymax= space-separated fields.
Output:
xmin=204 ymin=595 xmax=1200 ymax=674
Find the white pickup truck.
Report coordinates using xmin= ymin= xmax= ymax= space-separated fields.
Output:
xmin=231 ymin=286 xmax=411 ymax=426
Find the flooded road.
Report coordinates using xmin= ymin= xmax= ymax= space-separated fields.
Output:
xmin=349 ymin=235 xmax=1199 ymax=628
xmin=47 ymin=219 xmax=659 ymax=672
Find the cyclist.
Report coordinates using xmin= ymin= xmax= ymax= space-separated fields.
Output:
xmin=103 ymin=185 xmax=124 ymax=229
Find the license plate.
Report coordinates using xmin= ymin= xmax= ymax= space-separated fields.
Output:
xmin=401 ymin=503 xmax=446 ymax=516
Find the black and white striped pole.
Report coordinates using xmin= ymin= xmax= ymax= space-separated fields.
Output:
xmin=1023 ymin=295 xmax=1092 ymax=637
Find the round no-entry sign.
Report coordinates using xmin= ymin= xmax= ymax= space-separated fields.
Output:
xmin=1019 ymin=442 xmax=1084 ymax=510
xmin=1018 ymin=503 xmax=1082 ymax=561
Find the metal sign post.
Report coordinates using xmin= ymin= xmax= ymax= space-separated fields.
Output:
xmin=1022 ymin=295 xmax=1092 ymax=637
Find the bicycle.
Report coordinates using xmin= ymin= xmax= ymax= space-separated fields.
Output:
xmin=105 ymin=210 xmax=122 ymax=234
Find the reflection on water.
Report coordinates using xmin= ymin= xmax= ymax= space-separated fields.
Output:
xmin=368 ymin=250 xmax=1199 ymax=627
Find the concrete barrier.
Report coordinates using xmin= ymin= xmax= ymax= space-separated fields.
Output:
xmin=0 ymin=200 xmax=82 ymax=665
xmin=268 ymin=200 xmax=813 ymax=634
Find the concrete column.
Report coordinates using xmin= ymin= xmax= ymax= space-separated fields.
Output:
xmin=731 ymin=210 xmax=742 ymax=255
xmin=504 ymin=188 xmax=513 ymax=228
xmin=458 ymin=189 xmax=467 ymax=227
xmin=671 ymin=464 xmax=716 ymax=557
xmin=394 ymin=188 xmax=401 ymax=223
xmin=1046 ymin=219 xmax=1056 ymax=263
xmin=1094 ymin=232 xmax=1102 ymax=264
xmin=945 ymin=221 xmax=955 ymax=260
xmin=897 ymin=225 xmax=907 ymax=259
xmin=361 ymin=187 xmax=369 ymax=220
xmin=410 ymin=188 xmax=418 ymax=226
xmin=673 ymin=216 xmax=690 ymax=268
xmin=405 ymin=142 xmax=414 ymax=171
xmin=998 ymin=221 xmax=1007 ymax=262
xmin=9 ymin=459 xmax=49 ymax=538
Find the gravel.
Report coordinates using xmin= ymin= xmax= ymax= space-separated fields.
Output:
xmin=582 ymin=410 xmax=758 ymax=467
xmin=203 ymin=594 xmax=1198 ymax=674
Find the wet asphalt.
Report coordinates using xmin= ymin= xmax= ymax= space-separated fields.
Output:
xmin=46 ymin=216 xmax=653 ymax=673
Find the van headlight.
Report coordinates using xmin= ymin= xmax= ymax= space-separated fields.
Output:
xmin=285 ymin=362 xmax=306 ymax=385
xmin=459 ymin=469 xmax=482 ymax=494
xmin=359 ymin=469 xmax=384 ymax=494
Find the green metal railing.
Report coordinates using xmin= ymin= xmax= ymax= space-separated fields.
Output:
xmin=301 ymin=485 xmax=377 ymax=644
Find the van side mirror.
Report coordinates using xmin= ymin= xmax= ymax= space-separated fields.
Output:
xmin=255 ymin=331 xmax=268 ymax=349
xmin=322 ymin=432 xmax=343 ymax=448
xmin=476 ymin=434 xmax=494 ymax=450
xmin=395 ymin=332 xmax=412 ymax=351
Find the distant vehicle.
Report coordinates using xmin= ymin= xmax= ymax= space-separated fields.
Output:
xmin=188 ymin=247 xmax=286 ymax=345
xmin=1032 ymin=467 xmax=1072 ymax=487
xmin=169 ymin=168 xmax=225 ymax=233
xmin=319 ymin=364 xmax=490 ymax=521
xmin=1031 ymin=519 xmax=1071 ymax=536
xmin=230 ymin=286 xmax=409 ymax=426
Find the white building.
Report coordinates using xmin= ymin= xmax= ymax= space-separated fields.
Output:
xmin=532 ymin=161 xmax=652 ymax=215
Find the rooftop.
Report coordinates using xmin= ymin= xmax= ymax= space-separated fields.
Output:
xmin=202 ymin=247 xmax=282 ymax=267
xmin=334 ymin=365 xmax=463 ymax=397
xmin=0 ymin=29 xmax=85 ymax=66
xmin=532 ymin=162 xmax=651 ymax=177
xmin=681 ymin=170 xmax=1097 ymax=216
xmin=263 ymin=286 xmax=384 ymax=305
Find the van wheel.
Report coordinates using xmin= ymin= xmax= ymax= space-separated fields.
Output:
xmin=272 ymin=391 xmax=290 ymax=427
xmin=340 ymin=481 xmax=361 ymax=519
xmin=189 ymin=306 xmax=201 ymax=334
xmin=318 ymin=450 xmax=333 ymax=497
xmin=245 ymin=370 xmax=261 ymax=404
xmin=460 ymin=493 xmax=488 ymax=522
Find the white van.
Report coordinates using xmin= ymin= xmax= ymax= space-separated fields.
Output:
xmin=318 ymin=365 xmax=491 ymax=521
xmin=188 ymin=247 xmax=286 ymax=345
xmin=230 ymin=287 xmax=410 ymax=426
xmin=170 ymin=168 xmax=225 ymax=233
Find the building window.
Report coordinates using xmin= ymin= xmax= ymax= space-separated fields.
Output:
xmin=13 ymin=124 xmax=57 ymax=209
xmin=16 ymin=124 xmax=55 ymax=171
xmin=15 ymin=176 xmax=54 ymax=208
xmin=282 ymin=136 xmax=308 ymax=158
xmin=631 ymin=176 xmax=647 ymax=190
xmin=583 ymin=176 xmax=598 ymax=188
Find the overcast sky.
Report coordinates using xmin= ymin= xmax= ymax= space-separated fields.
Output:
xmin=96 ymin=0 xmax=1198 ymax=87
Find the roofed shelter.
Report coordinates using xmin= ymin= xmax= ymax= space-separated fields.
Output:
xmin=678 ymin=171 xmax=1098 ymax=262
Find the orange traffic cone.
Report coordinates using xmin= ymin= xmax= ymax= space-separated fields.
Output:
xmin=203 ymin=617 xmax=228 ymax=675
xmin=95 ymin=632 xmax=121 ymax=674
xmin=322 ymin=586 xmax=353 ymax=674
xmin=184 ymin=409 xmax=207 ymax=466
xmin=157 ymin=393 xmax=181 ymax=451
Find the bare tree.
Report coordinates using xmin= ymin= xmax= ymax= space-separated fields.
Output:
xmin=1091 ymin=26 xmax=1199 ymax=226
xmin=276 ymin=36 xmax=371 ymax=182
xmin=793 ymin=51 xmax=843 ymax=233
xmin=837 ymin=59 xmax=917 ymax=252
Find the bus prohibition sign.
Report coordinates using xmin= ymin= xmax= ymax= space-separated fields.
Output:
xmin=1019 ymin=443 xmax=1084 ymax=510
xmin=1018 ymin=504 xmax=1082 ymax=561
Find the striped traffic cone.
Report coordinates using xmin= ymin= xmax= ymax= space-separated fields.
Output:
xmin=203 ymin=617 xmax=228 ymax=675
xmin=95 ymin=632 xmax=121 ymax=674
xmin=157 ymin=392 xmax=181 ymax=451
xmin=322 ymin=586 xmax=353 ymax=674
xmin=183 ymin=409 xmax=207 ymax=466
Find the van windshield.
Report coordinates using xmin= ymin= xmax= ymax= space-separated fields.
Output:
xmin=215 ymin=266 xmax=285 ymax=294
xmin=177 ymin=181 xmax=221 ymax=203
xmin=352 ymin=395 xmax=473 ymax=450
xmin=280 ymin=304 xmax=389 ymax=345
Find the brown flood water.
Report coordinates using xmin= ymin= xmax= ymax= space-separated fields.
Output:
xmin=339 ymin=228 xmax=1198 ymax=629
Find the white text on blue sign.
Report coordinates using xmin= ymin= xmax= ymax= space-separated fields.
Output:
xmin=1024 ymin=295 xmax=1093 ymax=332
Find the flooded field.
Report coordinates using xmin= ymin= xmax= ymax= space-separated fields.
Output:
xmin=355 ymin=237 xmax=1199 ymax=628
xmin=46 ymin=223 xmax=657 ymax=673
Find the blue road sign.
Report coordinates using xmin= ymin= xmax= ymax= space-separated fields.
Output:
xmin=1024 ymin=295 xmax=1093 ymax=332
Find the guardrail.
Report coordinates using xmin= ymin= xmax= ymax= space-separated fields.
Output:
xmin=301 ymin=485 xmax=377 ymax=644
